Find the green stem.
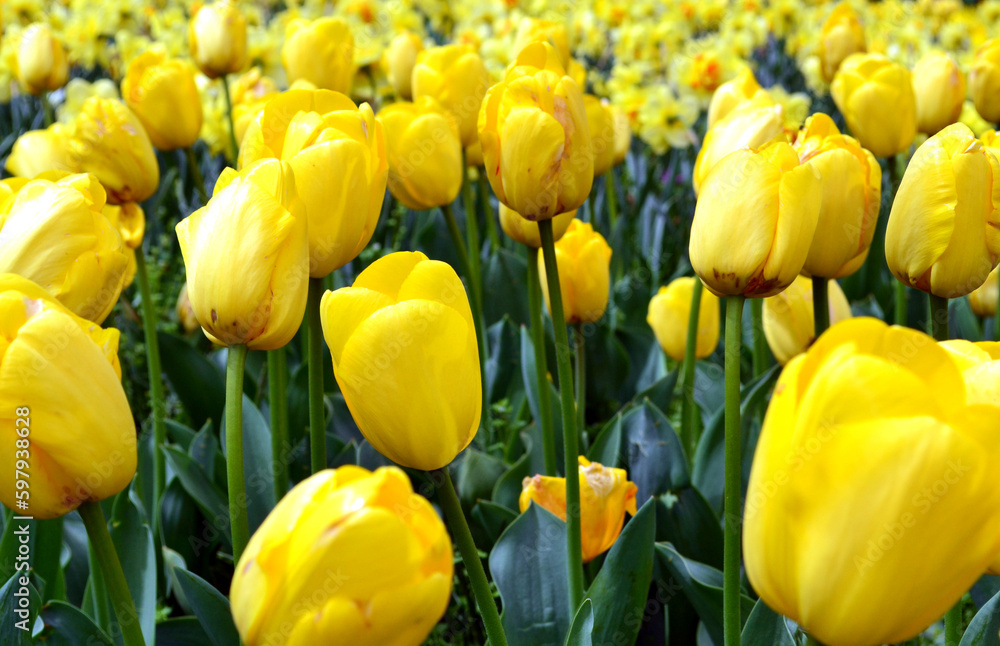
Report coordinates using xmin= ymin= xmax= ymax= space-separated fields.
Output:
xmin=587 ymin=192 xmax=596 ymax=225
xmin=87 ymin=540 xmax=111 ymax=631
xmin=184 ymin=146 xmax=209 ymax=205
xmin=724 ymin=296 xmax=745 ymax=646
xmin=574 ymin=323 xmax=587 ymax=451
xmin=812 ymin=276 xmax=829 ymax=338
xmin=226 ymin=344 xmax=250 ymax=560
xmin=42 ymin=92 xmax=54 ymax=127
xmin=750 ymin=298 xmax=767 ymax=378
xmin=538 ymin=219 xmax=585 ymax=612
xmin=930 ymin=294 xmax=949 ymax=342
xmin=527 ymin=247 xmax=558 ymax=476
xmin=606 ymin=170 xmax=619 ymax=230
xmin=433 ymin=469 xmax=508 ymax=646
xmin=78 ymin=502 xmax=147 ymax=646
xmin=220 ymin=75 xmax=239 ymax=163
xmin=462 ymin=164 xmax=483 ymax=309
xmin=805 ymin=637 xmax=826 ymax=646
xmin=478 ymin=173 xmax=500 ymax=252
xmin=268 ymin=347 xmax=289 ymax=500
xmin=307 ymin=278 xmax=327 ymax=474
xmin=944 ymin=604 xmax=962 ymax=646
xmin=680 ymin=276 xmax=704 ymax=463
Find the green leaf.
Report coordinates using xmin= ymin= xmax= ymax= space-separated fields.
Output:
xmin=156 ymin=617 xmax=215 ymax=646
xmin=160 ymin=479 xmax=203 ymax=565
xmin=484 ymin=248 xmax=530 ymax=328
xmin=0 ymin=571 xmax=40 ymax=645
xmin=655 ymin=487 xmax=723 ymax=570
xmin=693 ymin=362 xmax=725 ymax=417
xmin=485 ymin=317 xmax=522 ymax=402
xmin=492 ymin=432 xmax=534 ymax=511
xmin=173 ymin=568 xmax=241 ymax=646
xmin=518 ymin=326 xmax=564 ymax=475
xmin=960 ymin=588 xmax=1000 ymax=646
xmin=166 ymin=420 xmax=200 ymax=452
xmin=564 ymin=599 xmax=593 ymax=646
xmin=220 ymin=395 xmax=277 ymax=536
xmin=159 ymin=332 xmax=226 ymax=429
xmin=741 ymin=599 xmax=796 ymax=645
xmin=39 ymin=600 xmax=114 ymax=645
xmin=33 ymin=517 xmax=63 ymax=603
xmin=471 ymin=501 xmax=518 ymax=552
xmin=457 ymin=449 xmax=507 ymax=512
xmin=109 ymin=490 xmax=156 ymax=646
xmin=163 ymin=446 xmax=231 ymax=545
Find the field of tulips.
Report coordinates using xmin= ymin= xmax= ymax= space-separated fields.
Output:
xmin=3 ymin=0 xmax=1000 ymax=645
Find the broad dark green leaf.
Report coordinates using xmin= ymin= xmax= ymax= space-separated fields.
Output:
xmin=565 ymin=599 xmax=594 ymax=646
xmin=165 ymin=420 xmax=200 ymax=452
xmin=0 ymin=571 xmax=40 ymax=645
xmin=173 ymin=568 xmax=241 ymax=646
xmin=471 ymin=501 xmax=518 ymax=552
xmin=693 ymin=362 xmax=725 ymax=418
xmin=160 ymin=479 xmax=202 ymax=565
xmin=519 ymin=326 xmax=564 ymax=476
xmin=741 ymin=599 xmax=796 ymax=646
xmin=484 ymin=248 xmax=529 ymax=328
xmin=960 ymin=588 xmax=1000 ymax=646
xmin=159 ymin=332 xmax=225 ymax=429
xmin=492 ymin=432 xmax=534 ymax=511
xmin=33 ymin=517 xmax=63 ymax=603
xmin=109 ymin=490 xmax=156 ymax=646
xmin=485 ymin=317 xmax=522 ymax=402
xmin=163 ymin=446 xmax=231 ymax=545
xmin=39 ymin=600 xmax=114 ymax=645
xmin=156 ymin=617 xmax=215 ymax=646
xmin=457 ymin=449 xmax=507 ymax=512
xmin=655 ymin=488 xmax=723 ymax=569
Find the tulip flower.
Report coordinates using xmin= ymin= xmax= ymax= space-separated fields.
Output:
xmin=320 ymin=251 xmax=481 ymax=471
xmin=831 ymin=53 xmax=916 ymax=158
xmin=15 ymin=23 xmax=68 ymax=95
xmin=189 ymin=0 xmax=247 ymax=79
xmin=763 ymin=275 xmax=852 ymax=365
xmin=4 ymin=123 xmax=75 ymax=178
xmin=690 ymin=140 xmax=821 ymax=298
xmin=498 ymin=204 xmax=576 ymax=248
xmin=537 ymin=220 xmax=612 ymax=325
xmin=584 ymin=95 xmax=616 ymax=177
xmin=969 ymin=39 xmax=1000 ymax=124
xmin=912 ymin=52 xmax=966 ymax=136
xmin=707 ymin=66 xmax=768 ymax=128
xmin=611 ymin=105 xmax=632 ymax=166
xmin=512 ymin=18 xmax=572 ymax=69
xmin=122 ymin=48 xmax=203 ymax=151
xmin=412 ymin=44 xmax=490 ymax=147
xmin=229 ymin=68 xmax=279 ymax=146
xmin=176 ymin=159 xmax=308 ymax=350
xmin=886 ymin=123 xmax=1000 ymax=298
xmin=282 ymin=17 xmax=355 ymax=94
xmin=101 ymin=201 xmax=145 ymax=288
xmin=520 ymin=457 xmax=638 ymax=563
xmin=818 ymin=3 xmax=866 ymax=83
xmin=176 ymin=283 xmax=200 ymax=334
xmin=478 ymin=42 xmax=592 ymax=220
xmin=744 ymin=317 xmax=1000 ymax=646
xmin=647 ymin=277 xmax=720 ymax=362
xmin=231 ymin=465 xmax=453 ymax=646
xmin=382 ymin=32 xmax=423 ymax=100
xmin=940 ymin=339 xmax=1000 ymax=406
xmin=0 ymin=273 xmax=135 ymax=519
xmin=969 ymin=266 xmax=998 ymax=318
xmin=377 ymin=96 xmax=463 ymax=211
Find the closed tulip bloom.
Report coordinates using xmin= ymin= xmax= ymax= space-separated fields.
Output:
xmin=0 ymin=274 xmax=136 ymax=520
xmin=969 ymin=39 xmax=1000 ymax=124
xmin=231 ymin=465 xmax=453 ymax=646
xmin=519 ymin=457 xmax=638 ymax=563
xmin=320 ymin=252 xmax=481 ymax=471
xmin=240 ymin=89 xmax=387 ymax=278
xmin=382 ymin=31 xmax=423 ymax=100
xmin=101 ymin=201 xmax=145 ymax=288
xmin=377 ymin=96 xmax=462 ymax=211
xmin=465 ymin=140 xmax=483 ymax=167
xmin=189 ymin=0 xmax=246 ymax=79
xmin=176 ymin=159 xmax=308 ymax=350
xmin=282 ymin=18 xmax=355 ymax=94
xmin=479 ymin=43 xmax=592 ymax=220
xmin=584 ymin=95 xmax=616 ymax=177
xmin=122 ymin=49 xmax=203 ymax=151
xmin=886 ymin=124 xmax=1000 ymax=298
xmin=512 ymin=18 xmax=572 ymax=69
xmin=744 ymin=317 xmax=1000 ymax=646
xmin=831 ymin=54 xmax=916 ymax=158
xmin=611 ymin=106 xmax=631 ymax=166
xmin=940 ymin=340 xmax=1000 ymax=407
xmin=230 ymin=69 xmax=279 ymax=146
xmin=969 ymin=266 xmax=998 ymax=318
xmin=794 ymin=113 xmax=881 ymax=278
xmin=763 ymin=275 xmax=852 ymax=365
xmin=16 ymin=23 xmax=68 ymax=95
xmin=538 ymin=220 xmax=612 ymax=324
xmin=692 ymin=95 xmax=785 ymax=194
xmin=647 ymin=277 xmax=720 ymax=362
xmin=412 ymin=44 xmax=490 ymax=147
xmin=818 ymin=3 xmax=866 ymax=83
xmin=176 ymin=284 xmax=200 ymax=334
xmin=498 ymin=204 xmax=575 ymax=248
xmin=911 ymin=52 xmax=965 ymax=136
xmin=690 ymin=141 xmax=821 ymax=298
xmin=707 ymin=66 xmax=767 ymax=128
xmin=4 ymin=123 xmax=75 ymax=178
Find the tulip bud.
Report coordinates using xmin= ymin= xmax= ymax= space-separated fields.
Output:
xmin=744 ymin=317 xmax=1000 ymax=646
xmin=229 ymin=68 xmax=279 ymax=146
xmin=122 ymin=48 xmax=204 ymax=151
xmin=969 ymin=39 xmax=1000 ymax=124
xmin=818 ymin=3 xmax=866 ymax=83
xmin=412 ymin=44 xmax=490 ymax=147
xmin=912 ymin=52 xmax=965 ymax=136
xmin=537 ymin=220 xmax=612 ymax=324
xmin=4 ymin=123 xmax=75 ymax=178
xmin=831 ymin=54 xmax=916 ymax=158
xmin=498 ymin=204 xmax=575 ymax=248
xmin=707 ymin=66 xmax=767 ymax=128
xmin=512 ymin=18 xmax=572 ymax=69
xmin=231 ymin=465 xmax=453 ymax=646
xmin=282 ymin=17 xmax=355 ymax=94
xmin=611 ymin=105 xmax=632 ymax=167
xmin=520 ymin=456 xmax=637 ymax=563
xmin=584 ymin=95 xmax=616 ymax=177
xmin=240 ymin=89 xmax=388 ymax=278
xmin=377 ymin=96 xmax=462 ymax=211
xmin=320 ymin=251 xmax=481 ymax=470
xmin=690 ymin=141 xmax=821 ymax=298
xmin=969 ymin=266 xmax=999 ymax=318
xmin=189 ymin=0 xmax=247 ymax=79
xmin=794 ymin=113 xmax=881 ymax=279
xmin=382 ymin=31 xmax=423 ymax=100
xmin=0 ymin=274 xmax=136 ymax=520
xmin=16 ymin=23 xmax=68 ymax=95
xmin=886 ymin=123 xmax=1000 ymax=298
xmin=647 ymin=277 xmax=720 ymax=362
xmin=763 ymin=275 xmax=852 ymax=365
xmin=176 ymin=159 xmax=308 ymax=350
xmin=479 ymin=43 xmax=592 ymax=220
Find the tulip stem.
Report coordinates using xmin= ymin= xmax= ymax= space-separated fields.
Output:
xmin=750 ymin=298 xmax=767 ymax=378
xmin=87 ymin=541 xmax=111 ymax=631
xmin=812 ymin=276 xmax=830 ymax=338
xmin=680 ymin=277 xmax=704 ymax=463
xmin=79 ymin=501 xmax=147 ymax=646
xmin=462 ymin=165 xmax=484 ymax=309
xmin=226 ymin=344 xmax=250 ymax=561
xmin=477 ymin=173 xmax=500 ymax=252
xmin=268 ymin=347 xmax=290 ymax=499
xmin=433 ymin=468 xmax=508 ymax=646
xmin=930 ymin=294 xmax=949 ymax=342
xmin=724 ymin=295 xmax=745 ymax=646
xmin=574 ymin=323 xmax=587 ymax=450
xmin=220 ymin=75 xmax=239 ymax=163
xmin=539 ymin=218 xmax=585 ymax=614
xmin=42 ymin=92 xmax=54 ymax=127
xmin=944 ymin=604 xmax=962 ymax=646
xmin=605 ymin=170 xmax=619 ymax=231
xmin=527 ymin=247 xmax=558 ymax=476
xmin=184 ymin=146 xmax=209 ymax=205
xmin=307 ymin=278 xmax=327 ymax=474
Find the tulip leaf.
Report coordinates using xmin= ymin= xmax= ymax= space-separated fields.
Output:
xmin=519 ymin=326 xmax=565 ymax=475
xmin=457 ymin=449 xmax=507 ymax=512
xmin=693 ymin=361 xmax=725 ymax=417
xmin=960 ymin=588 xmax=1000 ymax=646
xmin=953 ymin=296 xmax=982 ymax=342
xmin=166 ymin=419 xmax=200 ymax=452
xmin=160 ymin=479 xmax=202 ymax=566
xmin=109 ymin=490 xmax=156 ymax=646
xmin=156 ymin=617 xmax=215 ymax=646
xmin=485 ymin=317 xmax=522 ymax=403
xmin=655 ymin=488 xmax=723 ymax=569
xmin=471 ymin=501 xmax=518 ymax=551
xmin=0 ymin=572 xmax=40 ymax=645
xmin=484 ymin=248 xmax=530 ymax=328
xmin=492 ymin=432 xmax=535 ymax=511
xmin=489 ymin=504 xmax=571 ymax=646
xmin=972 ymin=576 xmax=1000 ymax=610
xmin=159 ymin=332 xmax=226 ymax=429
xmin=741 ymin=599 xmax=796 ymax=645
xmin=189 ymin=423 xmax=224 ymax=484
xmin=219 ymin=395 xmax=276 ymax=536
xmin=33 ymin=517 xmax=64 ymax=603
xmin=565 ymin=599 xmax=594 ymax=646
xmin=173 ymin=568 xmax=241 ymax=646
xmin=585 ymin=499 xmax=656 ymax=646
xmin=38 ymin=600 xmax=113 ymax=645
xmin=163 ymin=446 xmax=231 ymax=545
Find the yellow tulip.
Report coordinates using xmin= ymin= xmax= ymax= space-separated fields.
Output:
xmin=377 ymin=96 xmax=462 ymax=211
xmin=240 ymin=89 xmax=388 ymax=278
xmin=818 ymin=3 xmax=866 ymax=83
xmin=4 ymin=123 xmax=75 ymax=178
xmin=229 ymin=68 xmax=279 ymax=146
xmin=101 ymin=201 xmax=145 ymax=288
xmin=611 ymin=105 xmax=632 ymax=167
xmin=969 ymin=266 xmax=998 ymax=318
xmin=498 ymin=204 xmax=575 ymax=248
xmin=912 ymin=52 xmax=966 ymax=136
xmin=519 ymin=456 xmax=638 ymax=563
xmin=465 ymin=140 xmax=483 ymax=167
xmin=512 ymin=18 xmax=572 ymax=69
xmin=831 ymin=53 xmax=916 ymax=158
xmin=940 ymin=340 xmax=1000 ymax=407
xmin=189 ymin=0 xmax=246 ymax=79
xmin=282 ymin=17 xmax=355 ymax=94
xmin=584 ymin=95 xmax=616 ymax=177
xmin=68 ymin=97 xmax=160 ymax=204
xmin=175 ymin=159 xmax=308 ymax=350
xmin=690 ymin=141 xmax=821 ymax=298
xmin=538 ymin=220 xmax=612 ymax=324
xmin=647 ymin=277 xmax=720 ymax=362
xmin=763 ymin=275 xmax=852 ymax=365
xmin=176 ymin=283 xmax=200 ymax=334
xmin=320 ymin=251 xmax=481 ymax=471
xmin=15 ymin=23 xmax=68 ymax=95
xmin=231 ymin=465 xmax=452 ymax=646
xmin=0 ymin=274 xmax=136 ymax=520
xmin=982 ymin=130 xmax=1000 ymax=160
xmin=122 ymin=48 xmax=203 ymax=151
xmin=707 ymin=66 xmax=767 ymax=129
xmin=793 ymin=113 xmax=881 ymax=279
xmin=381 ymin=31 xmax=423 ymax=100
xmin=886 ymin=123 xmax=1000 ymax=298
xmin=478 ymin=43 xmax=592 ymax=221
xmin=744 ymin=317 xmax=1000 ymax=646
xmin=412 ymin=44 xmax=490 ymax=147
xmin=969 ymin=39 xmax=1000 ymax=124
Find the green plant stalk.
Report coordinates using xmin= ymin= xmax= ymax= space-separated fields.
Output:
xmin=478 ymin=173 xmax=501 ymax=251
xmin=724 ymin=295 xmax=745 ymax=646
xmin=750 ymin=298 xmax=767 ymax=378
xmin=184 ymin=146 xmax=209 ymax=205
xmin=87 ymin=540 xmax=111 ymax=631
xmin=930 ymin=294 xmax=949 ymax=343
xmin=433 ymin=469 xmax=508 ymax=646
xmin=812 ymin=276 xmax=830 ymax=337
xmin=680 ymin=276 xmax=704 ymax=463
xmin=220 ymin=75 xmax=240 ymax=163
xmin=268 ymin=346 xmax=290 ymax=499
xmin=539 ymin=218 xmax=585 ymax=612
xmin=587 ymin=191 xmax=597 ymax=225
xmin=805 ymin=637 xmax=826 ymax=646
xmin=574 ymin=323 xmax=587 ymax=451
xmin=42 ymin=92 xmax=54 ymax=127
xmin=606 ymin=170 xmax=620 ymax=230
xmin=79 ymin=502 xmax=147 ymax=646
xmin=462 ymin=165 xmax=484 ymax=312
xmin=527 ymin=247 xmax=558 ymax=476
xmin=307 ymin=278 xmax=327 ymax=474
xmin=944 ymin=604 xmax=961 ymax=646
xmin=226 ymin=344 xmax=250 ymax=560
